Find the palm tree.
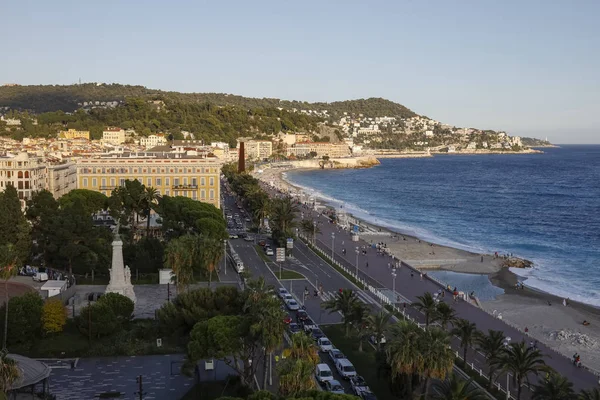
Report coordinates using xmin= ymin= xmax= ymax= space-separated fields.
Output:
xmin=278 ymin=333 xmax=319 ymax=396
xmin=580 ymin=388 xmax=600 ymax=400
xmin=300 ymin=220 xmax=320 ymax=244
xmin=0 ymin=349 xmax=20 ymax=397
xmin=250 ymin=192 xmax=270 ymax=231
xmin=253 ymin=297 xmax=286 ymax=389
xmin=0 ymin=245 xmax=18 ymax=350
xmin=198 ymin=237 xmax=223 ymax=287
xmin=432 ymin=373 xmax=488 ymax=400
xmin=436 ymin=302 xmax=456 ymax=331
xmin=367 ymin=309 xmax=391 ymax=352
xmin=140 ymin=187 xmax=160 ymax=237
xmin=532 ymin=373 xmax=574 ymax=400
xmin=497 ymin=341 xmax=547 ymax=400
xmin=164 ymin=235 xmax=196 ymax=292
xmin=386 ymin=320 xmax=423 ymax=397
xmin=323 ymin=289 xmax=360 ymax=337
xmin=452 ymin=318 xmax=478 ymax=367
xmin=418 ymin=327 xmax=455 ymax=399
xmin=270 ymin=196 xmax=298 ymax=239
xmin=413 ymin=292 xmax=438 ymax=329
xmin=475 ymin=329 xmax=505 ymax=389
xmin=350 ymin=304 xmax=370 ymax=352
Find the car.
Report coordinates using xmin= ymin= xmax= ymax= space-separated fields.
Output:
xmin=282 ymin=293 xmax=294 ymax=302
xmin=284 ymin=315 xmax=292 ymax=324
xmin=245 ymin=217 xmax=251 ymax=222
xmin=360 ymin=391 xmax=377 ymax=400
xmin=244 ymin=235 xmax=254 ymax=242
xmin=311 ymin=328 xmax=325 ymax=340
xmin=278 ymin=288 xmax=289 ymax=298
xmin=328 ymin=348 xmax=346 ymax=363
xmin=288 ymin=323 xmax=302 ymax=334
xmin=258 ymin=240 xmax=267 ymax=247
xmin=229 ymin=234 xmax=238 ymax=239
xmin=369 ymin=335 xmax=387 ymax=346
xmin=265 ymin=247 xmax=274 ymax=256
xmin=324 ymin=380 xmax=345 ymax=395
xmin=302 ymin=318 xmax=316 ymax=332
xmin=238 ymin=232 xmax=247 ymax=238
xmin=317 ymin=337 xmax=333 ymax=352
xmin=350 ymin=376 xmax=370 ymax=395
xmin=296 ymin=310 xmax=309 ymax=322
xmin=335 ymin=358 xmax=357 ymax=379
xmin=315 ymin=364 xmax=334 ymax=383
xmin=286 ymin=299 xmax=300 ymax=311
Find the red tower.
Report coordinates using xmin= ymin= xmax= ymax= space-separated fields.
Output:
xmin=238 ymin=141 xmax=246 ymax=173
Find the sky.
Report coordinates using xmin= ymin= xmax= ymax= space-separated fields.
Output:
xmin=1 ymin=0 xmax=599 ymax=143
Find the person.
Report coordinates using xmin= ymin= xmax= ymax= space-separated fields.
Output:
xmin=314 ymin=290 xmax=318 ymax=297
xmin=366 ymin=262 xmax=369 ymax=268
xmin=420 ymin=273 xmax=423 ymax=281
xmin=410 ymin=272 xmax=414 ymax=278
xmin=525 ymin=326 xmax=529 ymax=333
xmin=583 ymin=320 xmax=590 ymax=326
xmin=563 ymin=298 xmax=567 ymax=306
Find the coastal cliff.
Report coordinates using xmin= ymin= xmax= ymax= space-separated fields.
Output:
xmin=285 ymin=156 xmax=380 ymax=170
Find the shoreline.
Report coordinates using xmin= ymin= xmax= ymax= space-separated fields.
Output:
xmin=254 ymin=164 xmax=600 ymax=372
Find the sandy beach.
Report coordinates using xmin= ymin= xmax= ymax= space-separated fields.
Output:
xmin=255 ymin=165 xmax=600 ymax=373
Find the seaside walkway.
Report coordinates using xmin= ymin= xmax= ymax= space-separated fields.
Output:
xmin=290 ymin=200 xmax=599 ymax=397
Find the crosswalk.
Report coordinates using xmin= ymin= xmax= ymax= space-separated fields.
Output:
xmin=319 ymin=289 xmax=380 ymax=306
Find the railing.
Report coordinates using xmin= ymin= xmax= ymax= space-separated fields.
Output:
xmin=172 ymin=184 xmax=198 ymax=190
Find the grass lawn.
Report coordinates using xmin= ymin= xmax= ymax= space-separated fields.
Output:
xmin=254 ymin=245 xmax=306 ymax=280
xmin=321 ymin=324 xmax=397 ymax=400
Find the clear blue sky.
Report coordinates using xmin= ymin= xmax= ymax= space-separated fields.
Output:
xmin=2 ymin=0 xmax=599 ymax=143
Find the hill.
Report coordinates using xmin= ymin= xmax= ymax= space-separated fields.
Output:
xmin=0 ymin=84 xmax=418 ymax=118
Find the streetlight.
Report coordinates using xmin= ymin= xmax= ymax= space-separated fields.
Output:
xmin=223 ymin=240 xmax=227 ymax=275
xmin=313 ymin=220 xmax=317 ymax=245
xmin=331 ymin=232 xmax=335 ymax=261
xmin=391 ymin=268 xmax=397 ymax=299
xmin=355 ymin=247 xmax=359 ymax=276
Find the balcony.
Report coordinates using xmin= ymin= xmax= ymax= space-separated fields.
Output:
xmin=172 ymin=184 xmax=198 ymax=190
xmin=99 ymin=186 xmax=118 ymax=190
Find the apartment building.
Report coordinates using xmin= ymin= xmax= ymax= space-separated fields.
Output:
xmin=237 ymin=139 xmax=273 ymax=160
xmin=58 ymin=129 xmax=90 ymax=140
xmin=140 ymin=134 xmax=167 ymax=149
xmin=287 ymin=142 xmax=351 ymax=158
xmin=0 ymin=153 xmax=47 ymax=206
xmin=102 ymin=127 xmax=126 ymax=145
xmin=76 ymin=154 xmax=222 ymax=208
xmin=47 ymin=161 xmax=77 ymax=198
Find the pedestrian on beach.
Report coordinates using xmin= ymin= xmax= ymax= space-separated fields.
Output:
xmin=420 ymin=273 xmax=423 ymax=281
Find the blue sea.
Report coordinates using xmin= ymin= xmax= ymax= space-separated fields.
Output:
xmin=285 ymin=146 xmax=600 ymax=305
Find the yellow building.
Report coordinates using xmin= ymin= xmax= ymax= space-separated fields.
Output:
xmin=76 ymin=154 xmax=222 ymax=208
xmin=58 ymin=129 xmax=90 ymax=140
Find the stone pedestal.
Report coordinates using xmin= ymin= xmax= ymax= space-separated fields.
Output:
xmin=105 ymin=230 xmax=136 ymax=304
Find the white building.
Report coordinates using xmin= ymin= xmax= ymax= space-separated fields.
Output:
xmin=425 ymin=130 xmax=434 ymax=137
xmin=102 ymin=127 xmax=126 ymax=145
xmin=140 ymin=134 xmax=167 ymax=149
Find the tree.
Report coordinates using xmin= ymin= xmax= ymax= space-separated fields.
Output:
xmin=475 ymin=329 xmax=505 ymax=389
xmin=431 ymin=374 xmax=488 ymax=400
xmin=497 ymin=341 xmax=548 ymax=400
xmin=269 ymin=196 xmax=298 ymax=246
xmin=323 ymin=289 xmax=360 ymax=337
xmin=452 ymin=319 xmax=477 ymax=367
xmin=0 ymin=350 xmax=20 ymax=399
xmin=58 ymin=189 xmax=108 ymax=214
xmin=140 ymin=186 xmax=160 ymax=236
xmin=436 ymin=302 xmax=456 ymax=331
xmin=532 ymin=373 xmax=574 ymax=400
xmin=0 ymin=184 xmax=31 ymax=265
xmin=0 ymin=245 xmax=18 ymax=350
xmin=367 ymin=309 xmax=391 ymax=352
xmin=580 ymin=388 xmax=600 ymax=400
xmin=413 ymin=292 xmax=438 ymax=329
xmin=164 ymin=234 xmax=197 ymax=292
xmin=42 ymin=298 xmax=68 ymax=334
xmin=26 ymin=190 xmax=59 ymax=262
xmin=0 ymin=292 xmax=43 ymax=347
xmin=278 ymin=333 xmax=319 ymax=396
xmin=77 ymin=302 xmax=119 ymax=339
xmin=418 ymin=327 xmax=455 ymax=399
xmin=198 ymin=237 xmax=224 ymax=286
xmin=300 ymin=220 xmax=320 ymax=244
xmin=98 ymin=292 xmax=134 ymax=323
xmin=349 ymin=303 xmax=370 ymax=352
xmin=386 ymin=320 xmax=423 ymax=397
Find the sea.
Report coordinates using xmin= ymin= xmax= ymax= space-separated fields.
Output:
xmin=285 ymin=145 xmax=600 ymax=305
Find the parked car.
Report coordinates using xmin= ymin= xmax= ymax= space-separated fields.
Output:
xmin=317 ymin=337 xmax=333 ymax=352
xmin=302 ymin=318 xmax=317 ymax=332
xmin=286 ymin=299 xmax=300 ymax=311
xmin=328 ymin=348 xmax=346 ymax=363
xmin=325 ymin=380 xmax=345 ymax=395
xmin=282 ymin=293 xmax=294 ymax=302
xmin=310 ymin=328 xmax=325 ymax=340
xmin=360 ymin=391 xmax=377 ymax=400
xmin=288 ymin=323 xmax=302 ymax=334
xmin=335 ymin=358 xmax=357 ymax=379
xmin=283 ymin=315 xmax=292 ymax=324
xmin=278 ymin=288 xmax=289 ymax=298
xmin=351 ymin=376 xmax=370 ymax=395
xmin=264 ymin=247 xmax=274 ymax=256
xmin=258 ymin=240 xmax=267 ymax=247
xmin=229 ymin=234 xmax=238 ymax=239
xmin=315 ymin=364 xmax=333 ymax=383
xmin=244 ymin=235 xmax=254 ymax=242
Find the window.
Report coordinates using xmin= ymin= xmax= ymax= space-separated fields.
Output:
xmin=83 ymin=178 xmax=88 ymax=187
xmin=156 ymin=178 xmax=162 ymax=186
xmin=184 ymin=168 xmax=187 ymax=173
xmin=120 ymin=179 xmax=125 ymax=186
xmin=17 ymin=171 xmax=23 ymax=179
xmin=92 ymin=178 xmax=97 ymax=187
xmin=192 ymin=178 xmax=197 ymax=186
xmin=174 ymin=178 xmax=179 ymax=186
xmin=25 ymin=171 xmax=29 ymax=178
xmin=18 ymin=181 xmax=23 ymax=189
xmin=25 ymin=182 xmax=30 ymax=189
xmin=192 ymin=191 xmax=197 ymax=200
xmin=110 ymin=178 xmax=116 ymax=186
xmin=166 ymin=190 xmax=170 ymax=196
xmin=209 ymin=189 xmax=215 ymax=200
xmin=147 ymin=178 xmax=152 ymax=186
xmin=201 ymin=177 xmax=205 ymax=186
xmin=102 ymin=178 xmax=107 ymax=187
xmin=165 ymin=178 xmax=170 ymax=186
xmin=209 ymin=177 xmax=214 ymax=186
xmin=201 ymin=190 xmax=206 ymax=199
xmin=183 ymin=178 xmax=188 ymax=185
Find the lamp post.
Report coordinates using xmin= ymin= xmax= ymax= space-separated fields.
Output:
xmin=331 ymin=232 xmax=335 ymax=261
xmin=391 ymin=268 xmax=397 ymax=299
xmin=223 ymin=239 xmax=227 ymax=275
xmin=355 ymin=247 xmax=359 ymax=276
xmin=313 ymin=220 xmax=317 ymax=245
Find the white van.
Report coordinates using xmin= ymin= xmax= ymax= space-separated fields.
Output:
xmin=33 ymin=272 xmax=48 ymax=282
xmin=335 ymin=358 xmax=357 ymax=379
xmin=235 ymin=261 xmax=244 ymax=273
xmin=315 ymin=363 xmax=333 ymax=383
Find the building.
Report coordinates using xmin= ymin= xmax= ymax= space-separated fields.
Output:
xmin=76 ymin=154 xmax=222 ymax=208
xmin=0 ymin=117 xmax=21 ymax=126
xmin=0 ymin=153 xmax=47 ymax=206
xmin=287 ymin=142 xmax=351 ymax=158
xmin=140 ymin=134 xmax=167 ymax=149
xmin=46 ymin=161 xmax=77 ymax=198
xmin=58 ymin=129 xmax=90 ymax=140
xmin=102 ymin=127 xmax=126 ymax=145
xmin=237 ymin=139 xmax=273 ymax=160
